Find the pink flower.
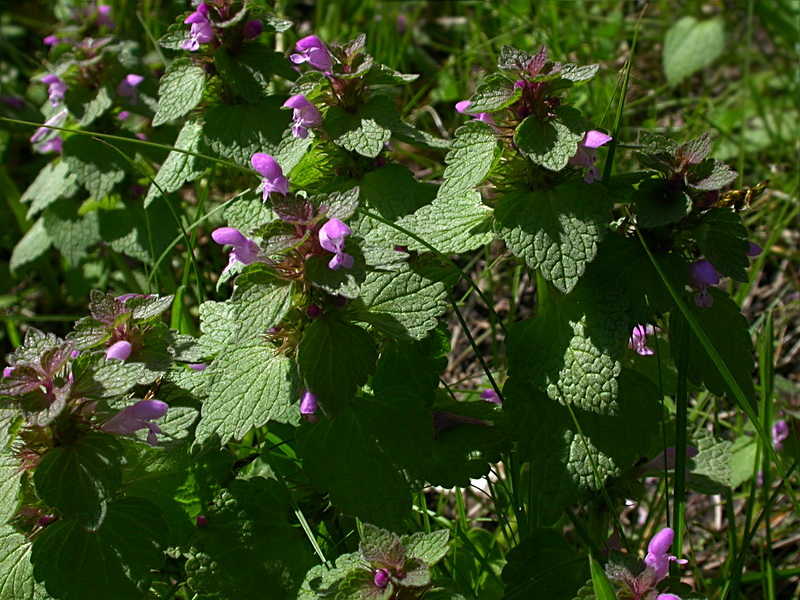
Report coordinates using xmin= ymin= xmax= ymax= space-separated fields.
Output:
xmin=373 ymin=568 xmax=390 ymax=588
xmin=43 ymin=35 xmax=60 ymax=47
xmin=290 ymin=35 xmax=333 ymax=71
xmin=102 ymin=400 xmax=168 ymax=446
xmin=480 ymin=389 xmax=502 ymax=405
xmin=455 ymin=100 xmax=496 ymax=126
xmin=30 ymin=108 xmax=68 ymax=145
xmin=773 ymin=420 xmax=789 ymax=451
xmin=182 ymin=4 xmax=214 ymax=52
xmin=689 ymin=260 xmax=719 ymax=308
xmin=300 ymin=389 xmax=319 ymax=423
xmin=318 ymin=218 xmax=354 ymax=270
xmin=211 ymin=227 xmax=262 ymax=273
xmin=243 ymin=19 xmax=263 ymax=40
xmin=36 ymin=137 xmax=63 ymax=154
xmin=283 ymin=94 xmax=321 ymax=139
xmin=96 ymin=5 xmax=114 ymax=28
xmin=41 ymin=74 xmax=67 ymax=107
xmin=251 ymin=153 xmax=289 ymax=202
xmin=747 ymin=242 xmax=763 ymax=256
xmin=569 ymin=130 xmax=612 ymax=183
xmin=645 ymin=528 xmax=687 ymax=581
xmin=117 ymin=74 xmax=144 ymax=105
xmin=628 ymin=324 xmax=658 ymax=356
xmin=105 ymin=340 xmax=132 ymax=361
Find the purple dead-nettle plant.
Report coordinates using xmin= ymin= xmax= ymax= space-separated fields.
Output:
xmin=105 ymin=340 xmax=132 ymax=361
xmin=318 ymin=218 xmax=354 ymax=270
xmin=629 ymin=324 xmax=659 ymax=356
xmin=101 ymin=399 xmax=169 ymax=446
xmin=183 ymin=3 xmax=215 ymax=52
xmin=283 ymin=94 xmax=322 ymax=139
xmin=290 ymin=35 xmax=333 ymax=71
xmin=251 ymin=153 xmax=290 ymax=202
xmin=569 ymin=130 xmax=612 ymax=183
xmin=40 ymin=74 xmax=66 ymax=107
xmin=211 ymin=227 xmax=266 ymax=273
xmin=117 ymin=74 xmax=144 ymax=105
xmin=455 ymin=100 xmax=496 ymax=126
xmin=689 ymin=259 xmax=719 ymax=307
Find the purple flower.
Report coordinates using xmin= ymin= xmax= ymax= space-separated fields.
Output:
xmin=283 ymin=94 xmax=321 ymax=139
xmin=36 ymin=137 xmax=63 ymax=154
xmin=480 ymin=389 xmax=502 ymax=405
xmin=3 ymin=367 xmax=12 ymax=377
xmin=211 ymin=227 xmax=262 ymax=273
xmin=300 ymin=389 xmax=319 ymax=424
xmin=747 ymin=242 xmax=763 ymax=256
xmin=243 ymin=19 xmax=263 ymax=40
xmin=319 ymin=218 xmax=354 ymax=270
xmin=773 ymin=420 xmax=789 ymax=451
xmin=118 ymin=110 xmax=131 ymax=120
xmin=101 ymin=399 xmax=168 ymax=446
xmin=290 ymin=35 xmax=333 ymax=71
xmin=455 ymin=100 xmax=496 ymax=126
xmin=569 ymin=130 xmax=612 ymax=183
xmin=117 ymin=74 xmax=144 ymax=105
xmin=373 ymin=568 xmax=390 ymax=588
xmin=251 ymin=153 xmax=289 ymax=202
xmin=689 ymin=260 xmax=719 ymax=308
xmin=189 ymin=363 xmax=207 ymax=371
xmin=96 ymin=5 xmax=114 ymax=28
xmin=645 ymin=528 xmax=687 ymax=581
xmin=105 ymin=340 xmax=132 ymax=361
xmin=656 ymin=595 xmax=682 ymax=600
xmin=182 ymin=4 xmax=214 ymax=52
xmin=30 ymin=108 xmax=68 ymax=145
xmin=41 ymin=74 xmax=67 ymax=107
xmin=43 ymin=35 xmax=60 ymax=47
xmin=628 ymin=324 xmax=658 ymax=356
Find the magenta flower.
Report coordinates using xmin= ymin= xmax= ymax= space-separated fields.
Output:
xmin=747 ymin=242 xmax=763 ymax=256
xmin=656 ymin=595 xmax=682 ymax=600
xmin=455 ymin=100 xmax=496 ymax=126
xmin=569 ymin=130 xmax=612 ymax=183
xmin=319 ymin=218 xmax=354 ymax=270
xmin=689 ymin=260 xmax=719 ymax=308
xmin=300 ymin=389 xmax=319 ymax=424
xmin=101 ymin=399 xmax=168 ymax=446
xmin=290 ymin=35 xmax=333 ymax=71
xmin=41 ymin=74 xmax=67 ymax=107
xmin=105 ymin=340 xmax=132 ymax=361
xmin=96 ymin=5 xmax=114 ymax=28
xmin=211 ymin=227 xmax=262 ymax=273
xmin=283 ymin=94 xmax=322 ymax=139
xmin=243 ymin=19 xmax=263 ymax=40
xmin=43 ymin=35 xmax=60 ymax=47
xmin=117 ymin=74 xmax=144 ymax=105
xmin=628 ymin=324 xmax=658 ymax=356
xmin=182 ymin=4 xmax=214 ymax=51
xmin=251 ymin=153 xmax=289 ymax=202
xmin=30 ymin=108 xmax=68 ymax=145
xmin=480 ymin=388 xmax=502 ymax=405
xmin=645 ymin=528 xmax=688 ymax=581
xmin=773 ymin=420 xmax=789 ymax=451
xmin=373 ymin=568 xmax=390 ymax=588
xmin=36 ymin=137 xmax=63 ymax=154
xmin=188 ymin=363 xmax=207 ymax=371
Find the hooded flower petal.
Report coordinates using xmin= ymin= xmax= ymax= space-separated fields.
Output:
xmin=319 ymin=218 xmax=354 ymax=270
xmin=105 ymin=340 xmax=132 ymax=361
xmin=41 ymin=74 xmax=67 ymax=107
xmin=243 ymin=19 xmax=263 ymax=40
xmin=117 ymin=74 xmax=144 ymax=104
xmin=480 ymin=389 xmax=502 ymax=405
xmin=569 ymin=130 xmax=612 ymax=184
xmin=283 ymin=94 xmax=321 ymax=139
xmin=300 ymin=389 xmax=319 ymax=423
xmin=645 ymin=527 xmax=687 ymax=582
xmin=689 ymin=260 xmax=719 ymax=308
xmin=212 ymin=227 xmax=261 ymax=273
xmin=455 ymin=100 xmax=495 ymax=125
xmin=628 ymin=324 xmax=658 ymax=356
xmin=290 ymin=35 xmax=333 ymax=70
xmin=251 ymin=153 xmax=289 ymax=201
xmin=101 ymin=400 xmax=168 ymax=446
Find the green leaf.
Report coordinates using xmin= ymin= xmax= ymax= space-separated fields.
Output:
xmin=196 ymin=344 xmax=300 ymax=445
xmin=145 ymin=120 xmax=208 ymax=207
xmin=216 ymin=43 xmax=290 ymax=103
xmin=10 ymin=218 xmax=52 ymax=273
xmin=439 ymin=120 xmax=498 ymax=198
xmin=41 ymin=199 xmax=101 ymax=266
xmin=501 ymin=528 xmax=588 ymax=600
xmin=202 ymin=96 xmax=291 ymax=166
xmin=152 ymin=58 xmax=206 ymax=126
xmin=349 ymin=265 xmax=447 ymax=340
xmin=99 ymin=200 xmax=178 ymax=264
xmin=686 ymin=158 xmax=737 ymax=191
xmin=360 ymin=523 xmax=406 ymax=567
xmin=663 ymin=16 xmax=725 ymax=85
xmin=229 ymin=264 xmax=295 ymax=341
xmin=0 ymin=453 xmax=22 ymax=524
xmin=496 ymin=182 xmax=612 ymax=294
xmin=304 ymin=255 xmax=364 ymax=299
xmin=694 ymin=209 xmax=750 ymax=282
xmin=62 ymin=135 xmax=127 ymax=201
xmin=514 ymin=107 xmax=586 ymax=171
xmin=33 ymin=432 xmax=124 ymax=530
xmin=372 ymin=333 xmax=448 ymax=405
xmin=296 ymin=315 xmax=378 ymax=416
xmin=402 ymin=529 xmax=450 ymax=565
xmin=688 ymin=429 xmax=732 ymax=494
xmin=669 ymin=288 xmax=756 ymax=411
xmin=78 ymin=86 xmax=113 ymax=127
xmin=31 ymin=498 xmax=168 ymax=600
xmin=424 ymin=399 xmax=508 ymax=488
xmin=324 ymin=98 xmax=393 ymax=158
xmin=632 ymin=178 xmax=692 ymax=229
xmin=361 ymin=164 xmax=431 ymax=220
xmin=395 ymin=191 xmax=494 ymax=254
xmin=589 ymin=556 xmax=617 ymax=600
xmin=504 ymin=370 xmax=661 ymax=524
xmin=222 ymin=188 xmax=276 ymax=232
xmin=465 ymin=73 xmax=520 ymax=113
xmin=21 ymin=160 xmax=79 ymax=217
xmin=186 ymin=477 xmax=314 ymax=600
xmin=0 ymin=526 xmax=47 ymax=600
xmin=296 ymin=393 xmax=433 ymax=530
